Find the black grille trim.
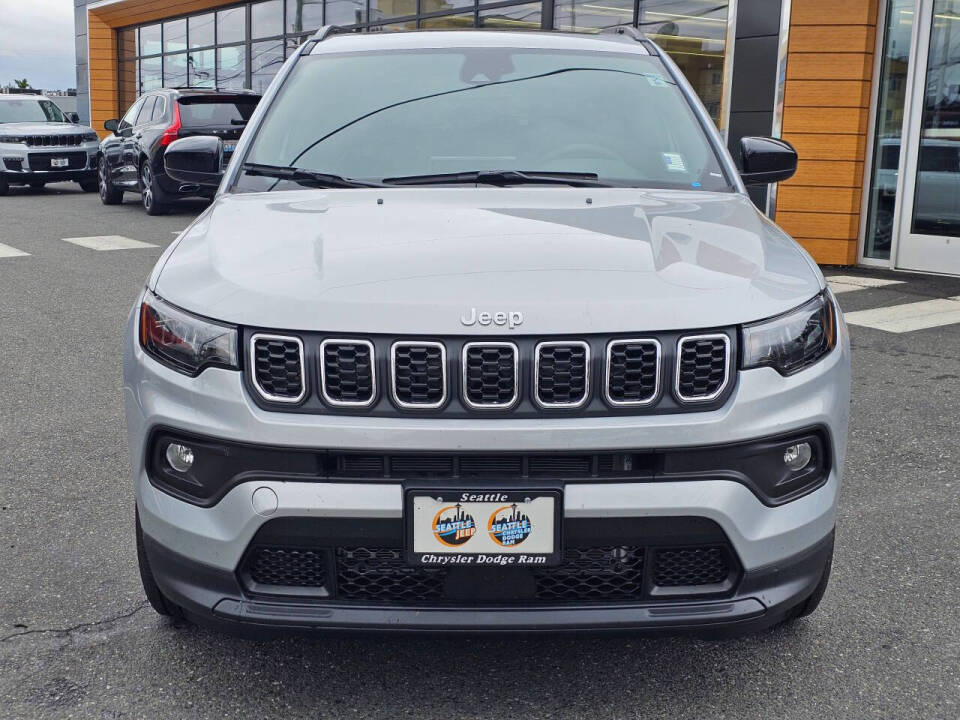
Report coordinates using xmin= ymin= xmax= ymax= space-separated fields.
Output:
xmin=461 ymin=341 xmax=519 ymax=410
xmin=390 ymin=341 xmax=448 ymax=409
xmin=24 ymin=134 xmax=85 ymax=148
xmin=250 ymin=333 xmax=307 ymax=404
xmin=604 ymin=338 xmax=661 ymax=407
xmin=675 ymin=333 xmax=731 ymax=403
xmin=319 ymin=338 xmax=376 ymax=408
xmin=534 ymin=340 xmax=590 ymax=409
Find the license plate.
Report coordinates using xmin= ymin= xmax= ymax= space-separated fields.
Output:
xmin=223 ymin=142 xmax=237 ymax=153
xmin=405 ymin=489 xmax=561 ymax=566
xmin=50 ymin=157 xmax=69 ymax=168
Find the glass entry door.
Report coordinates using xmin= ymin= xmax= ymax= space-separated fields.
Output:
xmin=896 ymin=0 xmax=960 ymax=274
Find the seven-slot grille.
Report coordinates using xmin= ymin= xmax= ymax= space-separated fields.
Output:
xmin=24 ymin=134 xmax=84 ymax=147
xmin=247 ymin=333 xmax=734 ymax=411
xmin=462 ymin=342 xmax=519 ymax=409
xmin=605 ymin=339 xmax=661 ymax=406
xmin=251 ymin=334 xmax=306 ymax=403
xmin=535 ymin=341 xmax=590 ymax=408
xmin=391 ymin=341 xmax=447 ymax=408
xmin=675 ymin=334 xmax=730 ymax=402
xmin=320 ymin=339 xmax=376 ymax=407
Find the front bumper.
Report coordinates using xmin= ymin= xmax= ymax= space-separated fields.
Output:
xmin=0 ymin=140 xmax=98 ymax=182
xmin=124 ymin=302 xmax=850 ymax=632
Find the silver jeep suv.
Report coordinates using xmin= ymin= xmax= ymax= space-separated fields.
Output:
xmin=0 ymin=94 xmax=100 ymax=194
xmin=124 ymin=28 xmax=850 ymax=637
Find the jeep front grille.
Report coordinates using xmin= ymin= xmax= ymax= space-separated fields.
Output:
xmin=462 ymin=342 xmax=518 ymax=409
xmin=390 ymin=341 xmax=446 ymax=409
xmin=250 ymin=334 xmax=306 ymax=403
xmin=676 ymin=334 xmax=730 ymax=402
xmin=534 ymin=341 xmax=589 ymax=408
xmin=24 ymin=134 xmax=84 ymax=148
xmin=320 ymin=339 xmax=375 ymax=407
xmin=605 ymin=339 xmax=661 ymax=406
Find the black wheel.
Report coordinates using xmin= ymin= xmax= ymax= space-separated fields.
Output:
xmin=140 ymin=161 xmax=167 ymax=215
xmin=0 ymin=177 xmax=8 ymax=196
xmin=78 ymin=179 xmax=98 ymax=193
xmin=28 ymin=181 xmax=44 ymax=189
xmin=796 ymin=545 xmax=833 ymax=617
xmin=98 ymin=157 xmax=123 ymax=205
xmin=136 ymin=508 xmax=184 ymax=619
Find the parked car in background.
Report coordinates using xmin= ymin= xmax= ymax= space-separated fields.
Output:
xmin=98 ymin=88 xmax=261 ymax=214
xmin=0 ymin=94 xmax=99 ymax=195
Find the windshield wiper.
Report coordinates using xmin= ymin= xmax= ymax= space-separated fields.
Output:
xmin=242 ymin=162 xmax=383 ymax=188
xmin=382 ymin=170 xmax=611 ymax=188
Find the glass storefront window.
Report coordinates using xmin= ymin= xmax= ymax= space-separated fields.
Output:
xmin=286 ymin=0 xmax=324 ymax=34
xmin=163 ymin=19 xmax=187 ymax=53
xmin=326 ymin=0 xmax=366 ymax=25
xmin=139 ymin=24 xmax=161 ymax=56
xmin=252 ymin=40 xmax=285 ymax=92
xmin=479 ymin=3 xmax=543 ymax=29
xmin=189 ymin=14 xmax=215 ymax=49
xmin=252 ymin=0 xmax=284 ymax=39
xmin=370 ymin=0 xmax=418 ymax=21
xmin=218 ymin=7 xmax=247 ymax=45
xmin=419 ymin=12 xmax=475 ymax=28
xmin=422 ymin=0 xmax=474 ymax=11
xmin=863 ymin=0 xmax=915 ymax=259
xmin=218 ymin=46 xmax=248 ymax=90
xmin=554 ymin=0 xmax=634 ymax=31
xmin=189 ymin=49 xmax=216 ymax=87
xmin=140 ymin=55 xmax=162 ymax=92
xmin=164 ymin=52 xmax=188 ymax=87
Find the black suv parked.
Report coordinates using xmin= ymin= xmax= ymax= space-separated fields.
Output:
xmin=99 ymin=88 xmax=261 ymax=214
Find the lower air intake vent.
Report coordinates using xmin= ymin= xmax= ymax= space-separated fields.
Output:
xmin=462 ymin=342 xmax=518 ymax=409
xmin=535 ymin=341 xmax=589 ymax=408
xmin=391 ymin=341 xmax=446 ymax=409
xmin=251 ymin=334 xmax=305 ymax=403
xmin=653 ymin=546 xmax=731 ymax=587
xmin=320 ymin=339 xmax=375 ymax=407
xmin=676 ymin=334 xmax=729 ymax=402
xmin=605 ymin=339 xmax=660 ymax=406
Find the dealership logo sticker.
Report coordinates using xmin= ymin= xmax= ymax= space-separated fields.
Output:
xmin=432 ymin=503 xmax=477 ymax=547
xmin=488 ymin=504 xmax=533 ymax=547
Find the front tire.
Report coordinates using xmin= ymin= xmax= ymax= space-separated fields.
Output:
xmin=140 ymin=161 xmax=167 ymax=215
xmin=98 ymin=158 xmax=123 ymax=205
xmin=28 ymin=181 xmax=44 ymax=190
xmin=78 ymin=178 xmax=98 ymax=193
xmin=136 ymin=509 xmax=184 ymax=619
xmin=0 ymin=177 xmax=8 ymax=196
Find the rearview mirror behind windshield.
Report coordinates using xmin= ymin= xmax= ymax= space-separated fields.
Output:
xmin=164 ymin=135 xmax=224 ymax=188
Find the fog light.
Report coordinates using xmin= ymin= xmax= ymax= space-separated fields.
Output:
xmin=783 ymin=442 xmax=812 ymax=471
xmin=166 ymin=443 xmax=194 ymax=472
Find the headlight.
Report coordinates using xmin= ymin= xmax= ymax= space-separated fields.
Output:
xmin=1 ymin=135 xmax=25 ymax=144
xmin=139 ymin=291 xmax=238 ymax=376
xmin=742 ymin=291 xmax=837 ymax=376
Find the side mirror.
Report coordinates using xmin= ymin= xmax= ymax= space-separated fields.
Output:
xmin=739 ymin=137 xmax=797 ymax=185
xmin=66 ymin=112 xmax=80 ymax=124
xmin=164 ymin=135 xmax=224 ymax=187
xmin=104 ymin=118 xmax=119 ymax=133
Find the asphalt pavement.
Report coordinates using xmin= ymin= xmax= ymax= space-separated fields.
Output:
xmin=0 ymin=182 xmax=957 ymax=719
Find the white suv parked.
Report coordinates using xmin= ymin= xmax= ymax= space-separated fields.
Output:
xmin=125 ymin=28 xmax=849 ymax=637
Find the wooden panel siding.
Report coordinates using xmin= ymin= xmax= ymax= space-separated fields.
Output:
xmin=776 ymin=0 xmax=881 ymax=265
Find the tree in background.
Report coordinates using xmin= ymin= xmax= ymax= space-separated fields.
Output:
xmin=13 ymin=79 xmax=30 ymax=89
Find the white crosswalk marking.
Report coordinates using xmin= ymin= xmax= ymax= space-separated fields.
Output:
xmin=844 ymin=296 xmax=960 ymax=333
xmin=0 ymin=243 xmax=30 ymax=258
xmin=827 ymin=275 xmax=905 ymax=294
xmin=62 ymin=235 xmax=158 ymax=251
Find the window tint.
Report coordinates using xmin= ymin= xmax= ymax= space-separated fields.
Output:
xmin=120 ymin=97 xmax=145 ymax=129
xmin=177 ymin=98 xmax=259 ymax=128
xmin=151 ymin=95 xmax=167 ymax=122
xmin=136 ymin=96 xmax=157 ymax=125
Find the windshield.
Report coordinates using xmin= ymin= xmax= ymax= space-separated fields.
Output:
xmin=0 ymin=98 xmax=67 ymax=124
xmin=237 ymin=46 xmax=730 ymax=192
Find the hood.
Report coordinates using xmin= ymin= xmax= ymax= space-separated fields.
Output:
xmin=153 ymin=188 xmax=823 ymax=335
xmin=0 ymin=122 xmax=87 ymax=135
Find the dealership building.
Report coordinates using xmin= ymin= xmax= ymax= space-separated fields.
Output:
xmin=73 ymin=0 xmax=960 ymax=275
